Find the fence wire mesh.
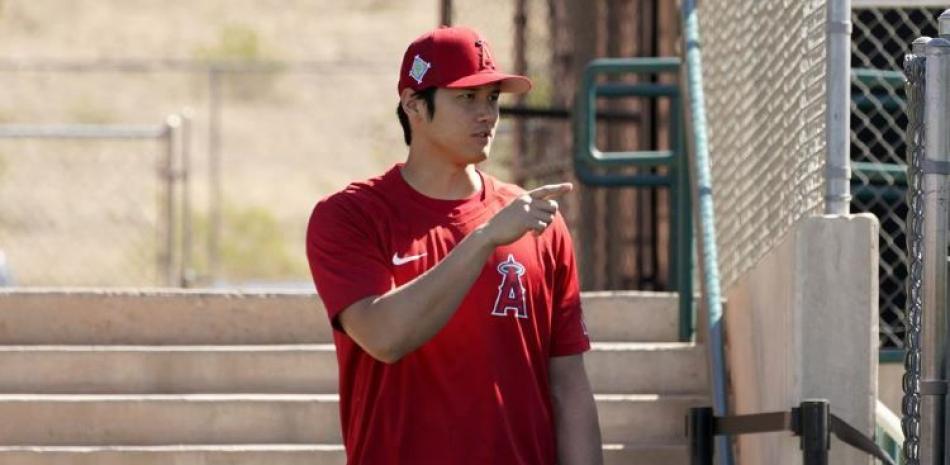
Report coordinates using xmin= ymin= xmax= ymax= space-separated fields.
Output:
xmin=0 ymin=1 xmax=536 ymax=288
xmin=697 ymin=0 xmax=828 ymax=288
xmin=0 ymin=66 xmax=403 ymax=287
xmin=0 ymin=137 xmax=167 ymax=286
xmin=851 ymin=5 xmax=943 ymax=350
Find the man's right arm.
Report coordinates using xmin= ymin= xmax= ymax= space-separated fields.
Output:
xmin=337 ymin=183 xmax=573 ymax=363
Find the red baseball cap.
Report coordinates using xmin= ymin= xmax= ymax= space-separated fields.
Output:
xmin=398 ymin=26 xmax=532 ymax=95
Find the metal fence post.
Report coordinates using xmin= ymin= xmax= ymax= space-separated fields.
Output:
xmin=944 ymin=12 xmax=950 ymax=464
xmin=941 ymin=9 xmax=949 ymax=38
xmin=800 ymin=400 xmax=830 ymax=465
xmin=179 ymin=110 xmax=194 ymax=287
xmin=162 ymin=115 xmax=182 ymax=287
xmin=825 ymin=0 xmax=852 ymax=215
xmin=922 ymin=34 xmax=950 ymax=465
xmin=688 ymin=407 xmax=714 ymax=465
xmin=919 ymin=36 xmax=950 ymax=465
xmin=208 ymin=69 xmax=222 ymax=286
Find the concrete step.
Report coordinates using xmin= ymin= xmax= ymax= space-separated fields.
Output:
xmin=0 ymin=394 xmax=338 ymax=446
xmin=0 ymin=445 xmax=347 ymax=465
xmin=0 ymin=443 xmax=687 ymax=465
xmin=0 ymin=290 xmax=678 ymax=344
xmin=0 ymin=394 xmax=705 ymax=445
xmin=588 ymin=343 xmax=707 ymax=394
xmin=0 ymin=290 xmax=327 ymax=345
xmin=597 ymin=394 xmax=704 ymax=444
xmin=0 ymin=342 xmax=705 ymax=395
xmin=582 ymin=291 xmax=679 ymax=342
xmin=0 ymin=345 xmax=337 ymax=394
xmin=605 ymin=443 xmax=688 ymax=464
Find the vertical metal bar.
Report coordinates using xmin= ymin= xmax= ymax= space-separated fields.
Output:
xmin=645 ymin=0 xmax=660 ymax=294
xmin=209 ymin=70 xmax=222 ymax=285
xmin=512 ymin=0 xmax=528 ymax=186
xmin=156 ymin=126 xmax=168 ymax=286
xmin=940 ymin=9 xmax=949 ymax=38
xmin=921 ymin=36 xmax=950 ymax=465
xmin=668 ymin=187 xmax=677 ymax=293
xmin=680 ymin=1 xmax=733 ymax=463
xmin=688 ymin=407 xmax=715 ymax=465
xmin=944 ymin=12 xmax=950 ymax=465
xmin=800 ymin=400 xmax=830 ymax=465
xmin=163 ymin=115 xmax=181 ymax=287
xmin=672 ymin=94 xmax=692 ymax=342
xmin=824 ymin=0 xmax=852 ymax=214
xmin=440 ymin=0 xmax=452 ymax=26
xmin=180 ymin=110 xmax=193 ymax=288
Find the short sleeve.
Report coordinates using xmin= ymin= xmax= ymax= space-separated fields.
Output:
xmin=306 ymin=196 xmax=393 ymax=329
xmin=549 ymin=213 xmax=591 ymax=357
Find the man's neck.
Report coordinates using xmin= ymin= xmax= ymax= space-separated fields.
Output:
xmin=401 ymin=148 xmax=483 ymax=201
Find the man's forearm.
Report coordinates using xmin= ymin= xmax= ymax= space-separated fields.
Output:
xmin=551 ymin=355 xmax=604 ymax=465
xmin=352 ymin=226 xmax=496 ymax=361
xmin=554 ymin=389 xmax=603 ymax=465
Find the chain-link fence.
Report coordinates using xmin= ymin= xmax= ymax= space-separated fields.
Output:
xmin=898 ymin=26 xmax=950 ymax=465
xmin=0 ymin=0 xmax=525 ymax=288
xmin=0 ymin=62 xmax=414 ymax=287
xmin=850 ymin=5 xmax=944 ymax=350
xmin=0 ymin=121 xmax=182 ymax=286
xmin=698 ymin=0 xmax=828 ymax=288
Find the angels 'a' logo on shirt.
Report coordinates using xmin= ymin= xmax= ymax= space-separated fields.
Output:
xmin=491 ymin=254 xmax=528 ymax=319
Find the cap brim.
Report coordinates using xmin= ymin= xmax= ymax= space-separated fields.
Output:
xmin=443 ymin=72 xmax=532 ymax=94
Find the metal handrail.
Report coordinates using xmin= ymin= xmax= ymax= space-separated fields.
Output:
xmin=680 ymin=1 xmax=732 ymax=463
xmin=573 ymin=57 xmax=694 ymax=342
xmin=0 ymin=115 xmax=194 ymax=287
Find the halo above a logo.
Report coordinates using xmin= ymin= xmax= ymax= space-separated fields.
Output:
xmin=409 ymin=55 xmax=431 ymax=85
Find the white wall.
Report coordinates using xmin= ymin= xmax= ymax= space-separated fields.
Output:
xmin=724 ymin=214 xmax=879 ymax=465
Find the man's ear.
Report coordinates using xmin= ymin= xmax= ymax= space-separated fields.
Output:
xmin=400 ymin=88 xmax=421 ymax=119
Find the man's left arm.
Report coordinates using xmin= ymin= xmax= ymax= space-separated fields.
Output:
xmin=550 ymin=353 xmax=603 ymax=465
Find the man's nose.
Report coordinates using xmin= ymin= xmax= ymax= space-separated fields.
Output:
xmin=476 ymin=100 xmax=498 ymax=123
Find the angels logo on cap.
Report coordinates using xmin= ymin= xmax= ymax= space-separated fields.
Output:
xmin=473 ymin=39 xmax=494 ymax=70
xmin=397 ymin=26 xmax=532 ymax=95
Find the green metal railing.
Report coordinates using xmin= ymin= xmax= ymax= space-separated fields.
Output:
xmin=572 ymin=62 xmax=909 ymax=460
xmin=574 ymin=57 xmax=694 ymax=341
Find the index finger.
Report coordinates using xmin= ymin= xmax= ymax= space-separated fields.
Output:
xmin=527 ymin=182 xmax=573 ymax=200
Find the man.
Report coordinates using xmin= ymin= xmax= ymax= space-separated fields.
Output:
xmin=307 ymin=25 xmax=602 ymax=465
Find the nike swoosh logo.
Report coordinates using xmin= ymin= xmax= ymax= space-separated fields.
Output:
xmin=392 ymin=252 xmax=427 ymax=266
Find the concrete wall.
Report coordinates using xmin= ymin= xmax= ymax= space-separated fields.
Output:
xmin=879 ymin=363 xmax=903 ymax=414
xmin=724 ymin=214 xmax=879 ymax=465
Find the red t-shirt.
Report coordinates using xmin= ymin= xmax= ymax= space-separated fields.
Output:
xmin=306 ymin=164 xmax=590 ymax=465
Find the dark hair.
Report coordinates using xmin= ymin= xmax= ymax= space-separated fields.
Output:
xmin=397 ymin=87 xmax=437 ymax=145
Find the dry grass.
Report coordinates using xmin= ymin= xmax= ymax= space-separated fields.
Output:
xmin=0 ymin=0 xmax=535 ymax=286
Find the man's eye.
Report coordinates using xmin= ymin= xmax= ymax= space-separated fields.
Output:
xmin=490 ymin=94 xmax=501 ymax=102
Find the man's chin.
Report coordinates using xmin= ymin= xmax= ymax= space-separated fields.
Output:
xmin=460 ymin=150 xmax=489 ymax=165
